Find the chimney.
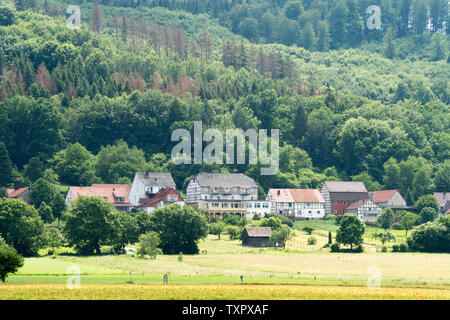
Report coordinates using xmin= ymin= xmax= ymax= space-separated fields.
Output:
xmin=14 ymin=179 xmax=22 ymax=190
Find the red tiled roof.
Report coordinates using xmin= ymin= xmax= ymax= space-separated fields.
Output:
xmin=345 ymin=199 xmax=369 ymax=210
xmin=268 ymin=189 xmax=324 ymax=203
xmin=69 ymin=184 xmax=131 ymax=205
xmin=6 ymin=187 xmax=29 ymax=198
xmin=139 ymin=187 xmax=184 ymax=208
xmin=370 ymin=190 xmax=397 ymax=203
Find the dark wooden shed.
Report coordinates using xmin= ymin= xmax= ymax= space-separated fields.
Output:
xmin=241 ymin=227 xmax=273 ymax=247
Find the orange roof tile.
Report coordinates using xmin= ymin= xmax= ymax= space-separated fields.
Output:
xmin=69 ymin=184 xmax=131 ymax=204
xmin=370 ymin=190 xmax=397 ymax=203
xmin=6 ymin=187 xmax=29 ymax=198
xmin=268 ymin=189 xmax=324 ymax=203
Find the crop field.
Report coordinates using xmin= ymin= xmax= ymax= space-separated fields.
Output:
xmin=1 ymin=284 xmax=448 ymax=300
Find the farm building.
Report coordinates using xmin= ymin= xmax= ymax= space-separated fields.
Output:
xmin=266 ymin=188 xmax=325 ymax=220
xmin=320 ymin=181 xmax=369 ymax=215
xmin=369 ymin=190 xmax=411 ymax=211
xmin=241 ymin=227 xmax=273 ymax=247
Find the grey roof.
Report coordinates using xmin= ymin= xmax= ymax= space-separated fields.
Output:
xmin=194 ymin=172 xmax=257 ymax=188
xmin=136 ymin=172 xmax=176 ymax=188
xmin=433 ymin=192 xmax=450 ymax=208
xmin=324 ymin=181 xmax=368 ymax=193
xmin=244 ymin=227 xmax=272 ymax=237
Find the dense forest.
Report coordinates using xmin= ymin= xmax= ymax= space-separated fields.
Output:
xmin=0 ymin=0 xmax=448 ymax=205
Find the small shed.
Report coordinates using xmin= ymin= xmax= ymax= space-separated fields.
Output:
xmin=241 ymin=227 xmax=273 ymax=247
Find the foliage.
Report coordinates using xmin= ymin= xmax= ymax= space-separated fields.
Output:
xmin=414 ymin=195 xmax=440 ymax=214
xmin=377 ymin=208 xmax=395 ymax=230
xmin=63 ymin=196 xmax=121 ymax=255
xmin=0 ymin=241 xmax=24 ymax=282
xmin=335 ymin=214 xmax=365 ymax=251
xmin=419 ymin=207 xmax=439 ymax=224
xmin=208 ymin=221 xmax=226 ymax=240
xmin=373 ymin=231 xmax=396 ymax=245
xmin=407 ymin=220 xmax=449 ymax=253
xmin=0 ymin=198 xmax=46 ymax=256
xmin=260 ymin=217 xmax=283 ymax=231
xmin=222 ymin=214 xmax=246 ymax=227
xmin=226 ymin=225 xmax=243 ymax=240
xmin=302 ymin=226 xmax=314 ymax=235
xmin=137 ymin=231 xmax=162 ymax=259
xmin=270 ymin=225 xmax=292 ymax=248
xmin=149 ymin=205 xmax=208 ymax=254
xmin=307 ymin=236 xmax=317 ymax=245
xmin=397 ymin=212 xmax=421 ymax=236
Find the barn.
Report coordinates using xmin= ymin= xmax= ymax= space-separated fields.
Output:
xmin=241 ymin=227 xmax=273 ymax=247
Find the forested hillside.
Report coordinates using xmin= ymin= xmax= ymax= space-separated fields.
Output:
xmin=0 ymin=0 xmax=448 ymax=205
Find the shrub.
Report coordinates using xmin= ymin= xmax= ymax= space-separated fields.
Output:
xmin=252 ymin=213 xmax=261 ymax=220
xmin=399 ymin=243 xmax=408 ymax=252
xmin=330 ymin=243 xmax=340 ymax=252
xmin=270 ymin=225 xmax=292 ymax=248
xmin=335 ymin=215 xmax=343 ymax=225
xmin=265 ymin=213 xmax=293 ymax=227
xmin=392 ymin=244 xmax=400 ymax=252
xmin=302 ymin=226 xmax=314 ymax=235
xmin=381 ymin=246 xmax=388 ymax=252
xmin=307 ymin=236 xmax=317 ymax=245
xmin=0 ymin=240 xmax=24 ymax=282
xmin=354 ymin=245 xmax=364 ymax=253
xmin=325 ymin=214 xmax=336 ymax=221
xmin=407 ymin=222 xmax=448 ymax=252
xmin=137 ymin=231 xmax=162 ymax=259
xmin=260 ymin=217 xmax=283 ymax=231
xmin=227 ymin=225 xmax=243 ymax=240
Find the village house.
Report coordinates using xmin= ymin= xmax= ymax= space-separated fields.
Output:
xmin=344 ymin=199 xmax=382 ymax=223
xmin=137 ymin=187 xmax=185 ymax=213
xmin=129 ymin=172 xmax=177 ymax=206
xmin=245 ymin=200 xmax=271 ymax=219
xmin=433 ymin=192 xmax=450 ymax=215
xmin=368 ymin=190 xmax=410 ymax=211
xmin=66 ymin=184 xmax=133 ymax=212
xmin=6 ymin=180 xmax=31 ymax=203
xmin=320 ymin=181 xmax=369 ymax=215
xmin=186 ymin=172 xmax=258 ymax=218
xmin=241 ymin=227 xmax=273 ymax=247
xmin=266 ymin=188 xmax=325 ymax=220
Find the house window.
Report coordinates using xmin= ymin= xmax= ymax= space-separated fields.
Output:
xmin=342 ymin=201 xmax=346 ymax=205
xmin=333 ymin=210 xmax=337 ymax=214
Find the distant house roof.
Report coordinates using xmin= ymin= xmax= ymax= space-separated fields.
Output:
xmin=139 ymin=187 xmax=184 ymax=208
xmin=433 ymin=192 xmax=450 ymax=208
xmin=244 ymin=227 xmax=272 ymax=237
xmin=6 ymin=187 xmax=29 ymax=198
xmin=323 ymin=181 xmax=368 ymax=193
xmin=345 ymin=199 xmax=370 ymax=210
xmin=135 ymin=172 xmax=176 ymax=188
xmin=268 ymin=189 xmax=324 ymax=203
xmin=194 ymin=172 xmax=257 ymax=188
xmin=369 ymin=190 xmax=398 ymax=203
xmin=443 ymin=201 xmax=450 ymax=214
xmin=69 ymin=184 xmax=131 ymax=205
